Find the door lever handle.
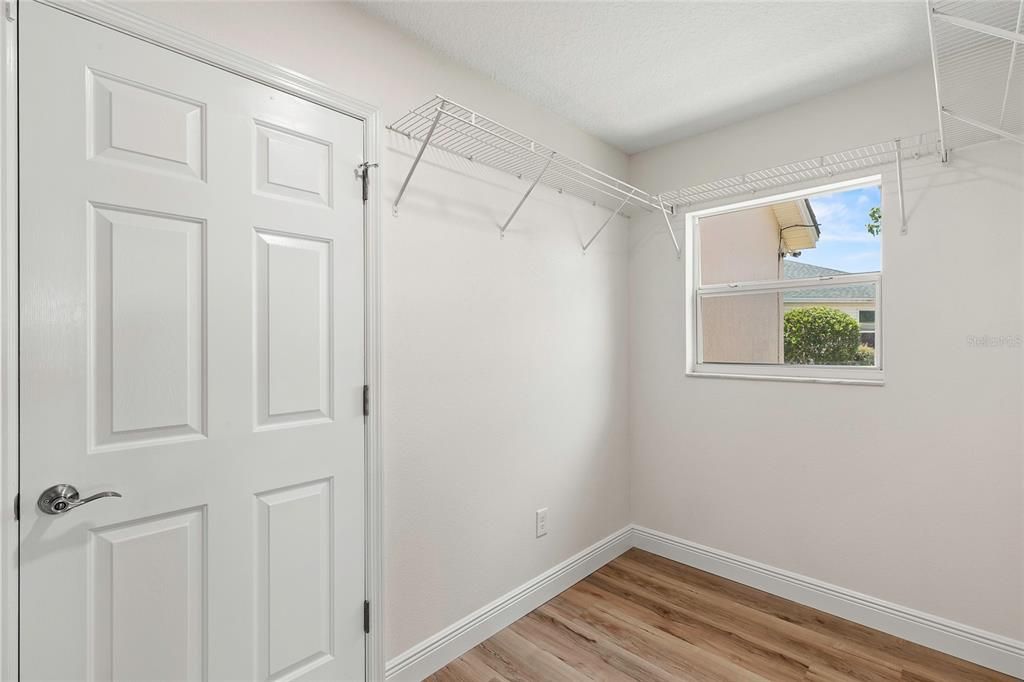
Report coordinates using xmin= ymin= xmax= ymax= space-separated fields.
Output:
xmin=37 ymin=484 xmax=122 ymax=515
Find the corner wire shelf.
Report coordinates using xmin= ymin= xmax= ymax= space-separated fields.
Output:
xmin=928 ymin=0 xmax=1024 ymax=154
xmin=388 ymin=95 xmax=677 ymax=255
xmin=659 ymin=131 xmax=943 ymax=238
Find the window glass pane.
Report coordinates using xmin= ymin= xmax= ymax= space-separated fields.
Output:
xmin=698 ymin=185 xmax=881 ymax=286
xmin=786 ymin=185 xmax=882 ymax=277
xmin=700 ymin=282 xmax=877 ymax=367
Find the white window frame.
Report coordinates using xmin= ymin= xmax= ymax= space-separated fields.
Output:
xmin=684 ymin=176 xmax=885 ymax=385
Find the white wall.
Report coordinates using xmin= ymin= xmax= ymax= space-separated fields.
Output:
xmin=629 ymin=65 xmax=1024 ymax=640
xmin=122 ymin=1 xmax=632 ymax=660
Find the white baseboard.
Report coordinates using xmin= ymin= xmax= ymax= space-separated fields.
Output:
xmin=384 ymin=526 xmax=634 ymax=681
xmin=385 ymin=525 xmax=1023 ymax=680
xmin=631 ymin=526 xmax=1024 ymax=679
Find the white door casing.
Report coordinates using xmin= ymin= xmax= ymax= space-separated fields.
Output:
xmin=18 ymin=3 xmax=369 ymax=680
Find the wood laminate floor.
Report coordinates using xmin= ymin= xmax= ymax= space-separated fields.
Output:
xmin=427 ymin=549 xmax=1019 ymax=682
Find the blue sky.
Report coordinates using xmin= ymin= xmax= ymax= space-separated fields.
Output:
xmin=797 ymin=186 xmax=882 ymax=273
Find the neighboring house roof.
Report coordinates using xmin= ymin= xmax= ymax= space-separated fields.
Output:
xmin=783 ymin=260 xmax=848 ymax=278
xmin=782 ymin=260 xmax=875 ymax=301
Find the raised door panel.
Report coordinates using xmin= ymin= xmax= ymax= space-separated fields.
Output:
xmin=88 ymin=70 xmax=206 ymax=180
xmin=253 ymin=229 xmax=332 ymax=429
xmin=88 ymin=204 xmax=206 ymax=451
xmin=256 ymin=480 xmax=334 ymax=681
xmin=253 ymin=121 xmax=332 ymax=206
xmin=89 ymin=508 xmax=206 ymax=682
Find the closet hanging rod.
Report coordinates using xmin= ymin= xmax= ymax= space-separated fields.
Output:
xmin=388 ymin=95 xmax=671 ymax=221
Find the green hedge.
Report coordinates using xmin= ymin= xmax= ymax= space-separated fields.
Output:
xmin=854 ymin=344 xmax=875 ymax=366
xmin=784 ymin=307 xmax=860 ymax=365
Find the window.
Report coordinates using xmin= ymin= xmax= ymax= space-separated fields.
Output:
xmin=858 ymin=310 xmax=876 ymax=348
xmin=686 ymin=177 xmax=883 ymax=384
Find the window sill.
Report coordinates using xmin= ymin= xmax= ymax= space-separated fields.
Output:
xmin=686 ymin=367 xmax=885 ymax=386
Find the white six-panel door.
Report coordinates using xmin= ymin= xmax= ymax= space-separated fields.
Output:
xmin=19 ymin=3 xmax=366 ymax=679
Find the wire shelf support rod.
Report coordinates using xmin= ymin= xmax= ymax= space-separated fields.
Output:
xmin=582 ymin=190 xmax=634 ymax=254
xmin=393 ymin=101 xmax=445 ymax=216
xmin=500 ymin=151 xmax=554 ymax=236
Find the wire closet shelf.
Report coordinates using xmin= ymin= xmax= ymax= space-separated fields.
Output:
xmin=928 ymin=0 xmax=1024 ymax=152
xmin=388 ymin=96 xmax=670 ymax=221
xmin=659 ymin=130 xmax=937 ymax=238
xmin=659 ymin=132 xmax=942 ymax=210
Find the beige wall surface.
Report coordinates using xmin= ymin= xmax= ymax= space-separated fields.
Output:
xmin=123 ymin=1 xmax=633 ymax=660
xmin=701 ymin=293 xmax=783 ymax=364
xmin=699 ymin=206 xmax=784 ymax=364
xmin=699 ymin=206 xmax=782 ymax=285
xmin=629 ymin=66 xmax=1024 ymax=639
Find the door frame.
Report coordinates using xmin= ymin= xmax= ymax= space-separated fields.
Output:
xmin=0 ymin=1 xmax=386 ymax=678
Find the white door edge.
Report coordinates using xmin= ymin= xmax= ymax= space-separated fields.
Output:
xmin=0 ymin=2 xmax=385 ymax=679
xmin=0 ymin=7 xmax=19 ymax=681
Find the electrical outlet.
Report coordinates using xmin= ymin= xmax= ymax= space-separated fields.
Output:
xmin=535 ymin=508 xmax=548 ymax=538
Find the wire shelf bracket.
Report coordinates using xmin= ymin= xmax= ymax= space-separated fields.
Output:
xmin=583 ymin=190 xmax=634 ymax=254
xmin=894 ymin=138 xmax=908 ymax=236
xmin=501 ymin=152 xmax=554 ymax=237
xmin=388 ymin=95 xmax=672 ymax=251
xmin=392 ymin=102 xmax=445 ymax=216
xmin=657 ymin=194 xmax=683 ymax=259
xmin=927 ymin=0 xmax=1024 ymax=155
xmin=659 ymin=133 xmax=941 ymax=236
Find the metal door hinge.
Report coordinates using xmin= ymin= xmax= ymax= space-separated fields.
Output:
xmin=362 ymin=384 xmax=370 ymax=417
xmin=357 ymin=162 xmax=379 ymax=202
xmin=13 ymin=493 xmax=18 ymax=522
xmin=363 ymin=600 xmax=370 ymax=634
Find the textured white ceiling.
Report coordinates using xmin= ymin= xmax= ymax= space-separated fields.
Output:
xmin=360 ymin=1 xmax=932 ymax=154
